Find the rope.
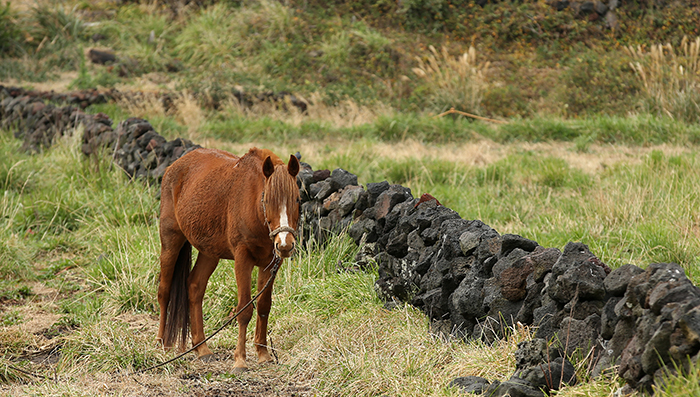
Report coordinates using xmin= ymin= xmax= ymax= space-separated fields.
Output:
xmin=134 ymin=254 xmax=282 ymax=374
xmin=4 ymin=363 xmax=56 ymax=383
xmin=5 ymin=251 xmax=283 ymax=383
xmin=269 ymin=225 xmax=297 ymax=239
xmin=6 ymin=195 xmax=287 ymax=382
xmin=261 ymin=190 xmax=299 ymax=239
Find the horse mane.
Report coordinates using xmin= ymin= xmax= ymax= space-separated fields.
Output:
xmin=241 ymin=147 xmax=283 ymax=167
xmin=239 ymin=147 xmax=297 ymax=207
xmin=266 ymin=163 xmax=299 ymax=209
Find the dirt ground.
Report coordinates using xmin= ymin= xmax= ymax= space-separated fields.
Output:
xmin=0 ymin=281 xmax=312 ymax=397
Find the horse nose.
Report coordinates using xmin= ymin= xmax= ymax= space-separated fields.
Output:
xmin=275 ymin=238 xmax=295 ymax=256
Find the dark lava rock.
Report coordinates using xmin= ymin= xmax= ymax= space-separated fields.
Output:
xmin=551 ymin=242 xmax=597 ymax=279
xmin=374 ymin=184 xmax=413 ymax=220
xmin=514 ymin=339 xmax=552 ymax=369
xmin=483 ymin=379 xmax=545 ymax=397
xmin=499 ymin=259 xmax=534 ymax=302
xmin=541 ymin=357 xmax=577 ymax=390
xmin=348 ymin=217 xmax=378 ymax=245
xmin=604 ymin=264 xmax=645 ymax=297
xmin=313 ymin=169 xmax=330 ymax=181
xmin=449 ymin=376 xmax=490 ymax=394
xmin=492 ymin=248 xmax=529 ymax=279
xmin=601 ymin=296 xmax=623 ymax=339
xmin=501 ymin=233 xmax=539 ymax=257
xmin=557 ymin=314 xmax=602 ymax=356
xmin=329 ymin=168 xmax=357 ymax=190
xmin=88 ymin=48 xmax=117 ymax=64
xmin=511 ymin=339 xmax=575 ymax=393
xmin=459 ymin=230 xmax=480 ymax=256
xmin=549 ymin=261 xmax=607 ymax=303
xmin=530 ymin=248 xmax=562 ymax=282
xmin=366 ymin=180 xmax=390 ymax=206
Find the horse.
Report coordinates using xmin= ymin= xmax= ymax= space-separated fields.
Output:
xmin=156 ymin=147 xmax=300 ymax=372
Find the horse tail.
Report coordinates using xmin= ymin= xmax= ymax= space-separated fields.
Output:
xmin=164 ymin=241 xmax=191 ymax=349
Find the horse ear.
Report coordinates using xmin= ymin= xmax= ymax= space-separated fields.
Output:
xmin=288 ymin=154 xmax=300 ymax=177
xmin=263 ymin=156 xmax=275 ymax=178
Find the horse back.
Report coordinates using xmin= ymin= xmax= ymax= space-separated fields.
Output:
xmin=160 ymin=148 xmax=267 ymax=259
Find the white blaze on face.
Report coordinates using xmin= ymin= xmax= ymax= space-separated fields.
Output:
xmin=278 ymin=203 xmax=290 ymax=248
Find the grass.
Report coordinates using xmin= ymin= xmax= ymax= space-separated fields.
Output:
xmin=2 ymin=119 xmax=700 ymax=395
xmin=628 ymin=36 xmax=700 ymax=123
xmin=2 ymin=0 xmax=699 ymax=121
xmin=2 ymin=1 xmax=700 ymax=395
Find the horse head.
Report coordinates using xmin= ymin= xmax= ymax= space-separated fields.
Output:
xmin=262 ymin=154 xmax=301 ymax=258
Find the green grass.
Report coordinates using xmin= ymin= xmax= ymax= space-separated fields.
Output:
xmin=312 ymin=139 xmax=700 ymax=279
xmin=3 ymin=1 xmax=700 ymax=395
xmin=5 ymin=123 xmax=700 ymax=396
xmin=200 ymin=107 xmax=700 ymax=147
xmin=2 ymin=0 xmax=699 ymax=121
xmin=4 ymin=118 xmax=700 ymax=395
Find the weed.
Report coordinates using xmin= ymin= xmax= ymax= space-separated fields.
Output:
xmin=559 ymin=49 xmax=641 ymax=116
xmin=1 ymin=310 xmax=23 ymax=327
xmin=628 ymin=36 xmax=700 ymax=123
xmin=412 ymin=45 xmax=490 ymax=115
xmin=654 ymin=356 xmax=700 ymax=396
xmin=69 ymin=53 xmax=120 ymax=90
xmin=0 ymin=284 xmax=32 ymax=301
xmin=0 ymin=2 xmax=24 ymax=57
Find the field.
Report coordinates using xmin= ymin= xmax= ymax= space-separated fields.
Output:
xmin=2 ymin=0 xmax=700 ymax=396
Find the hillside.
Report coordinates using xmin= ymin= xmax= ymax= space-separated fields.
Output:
xmin=1 ymin=0 xmax=699 ymax=123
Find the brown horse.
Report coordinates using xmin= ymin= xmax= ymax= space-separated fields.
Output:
xmin=156 ymin=147 xmax=300 ymax=371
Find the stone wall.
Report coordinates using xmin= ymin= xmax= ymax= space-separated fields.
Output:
xmin=2 ymin=85 xmax=700 ymax=395
xmin=298 ymin=165 xmax=700 ymax=395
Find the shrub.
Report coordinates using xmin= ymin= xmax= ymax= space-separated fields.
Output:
xmin=559 ymin=49 xmax=641 ymax=116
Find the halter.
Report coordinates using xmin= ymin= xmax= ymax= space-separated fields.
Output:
xmin=261 ymin=190 xmax=298 ymax=241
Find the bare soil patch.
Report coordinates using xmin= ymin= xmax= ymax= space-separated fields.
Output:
xmin=1 ymin=297 xmax=311 ymax=396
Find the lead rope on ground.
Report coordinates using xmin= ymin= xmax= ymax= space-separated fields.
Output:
xmin=132 ymin=254 xmax=282 ymax=375
xmin=4 ymin=363 xmax=56 ymax=383
xmin=5 ymin=256 xmax=281 ymax=384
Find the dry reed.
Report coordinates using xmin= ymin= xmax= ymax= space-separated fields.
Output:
xmin=627 ymin=36 xmax=700 ymax=122
xmin=412 ymin=45 xmax=490 ymax=115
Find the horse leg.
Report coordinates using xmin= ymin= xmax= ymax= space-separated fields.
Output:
xmin=187 ymin=252 xmax=219 ymax=360
xmin=156 ymin=231 xmax=187 ymax=348
xmin=232 ymin=248 xmax=255 ymax=372
xmin=254 ymin=266 xmax=276 ymax=364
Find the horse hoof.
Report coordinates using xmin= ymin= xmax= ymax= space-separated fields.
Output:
xmin=198 ymin=354 xmax=217 ymax=362
xmin=232 ymin=366 xmax=248 ymax=374
xmin=258 ymin=356 xmax=274 ymax=365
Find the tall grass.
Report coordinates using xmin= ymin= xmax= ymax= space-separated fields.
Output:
xmin=628 ymin=36 xmax=700 ymax=123
xmin=4 ymin=124 xmax=700 ymax=395
xmin=412 ymin=45 xmax=490 ymax=115
xmin=172 ymin=0 xmax=295 ymax=68
xmin=0 ymin=2 xmax=23 ymax=57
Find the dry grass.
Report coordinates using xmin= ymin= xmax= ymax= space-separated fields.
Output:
xmin=116 ymin=90 xmax=205 ymax=139
xmin=627 ymin=36 xmax=700 ymax=122
xmin=290 ymin=138 xmax=690 ymax=175
xmin=172 ymin=91 xmax=204 ymax=137
xmin=116 ymin=92 xmax=167 ymax=119
xmin=412 ymin=45 xmax=490 ymax=114
xmin=222 ymin=92 xmax=393 ymax=129
xmin=1 ymin=71 xmax=79 ymax=92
